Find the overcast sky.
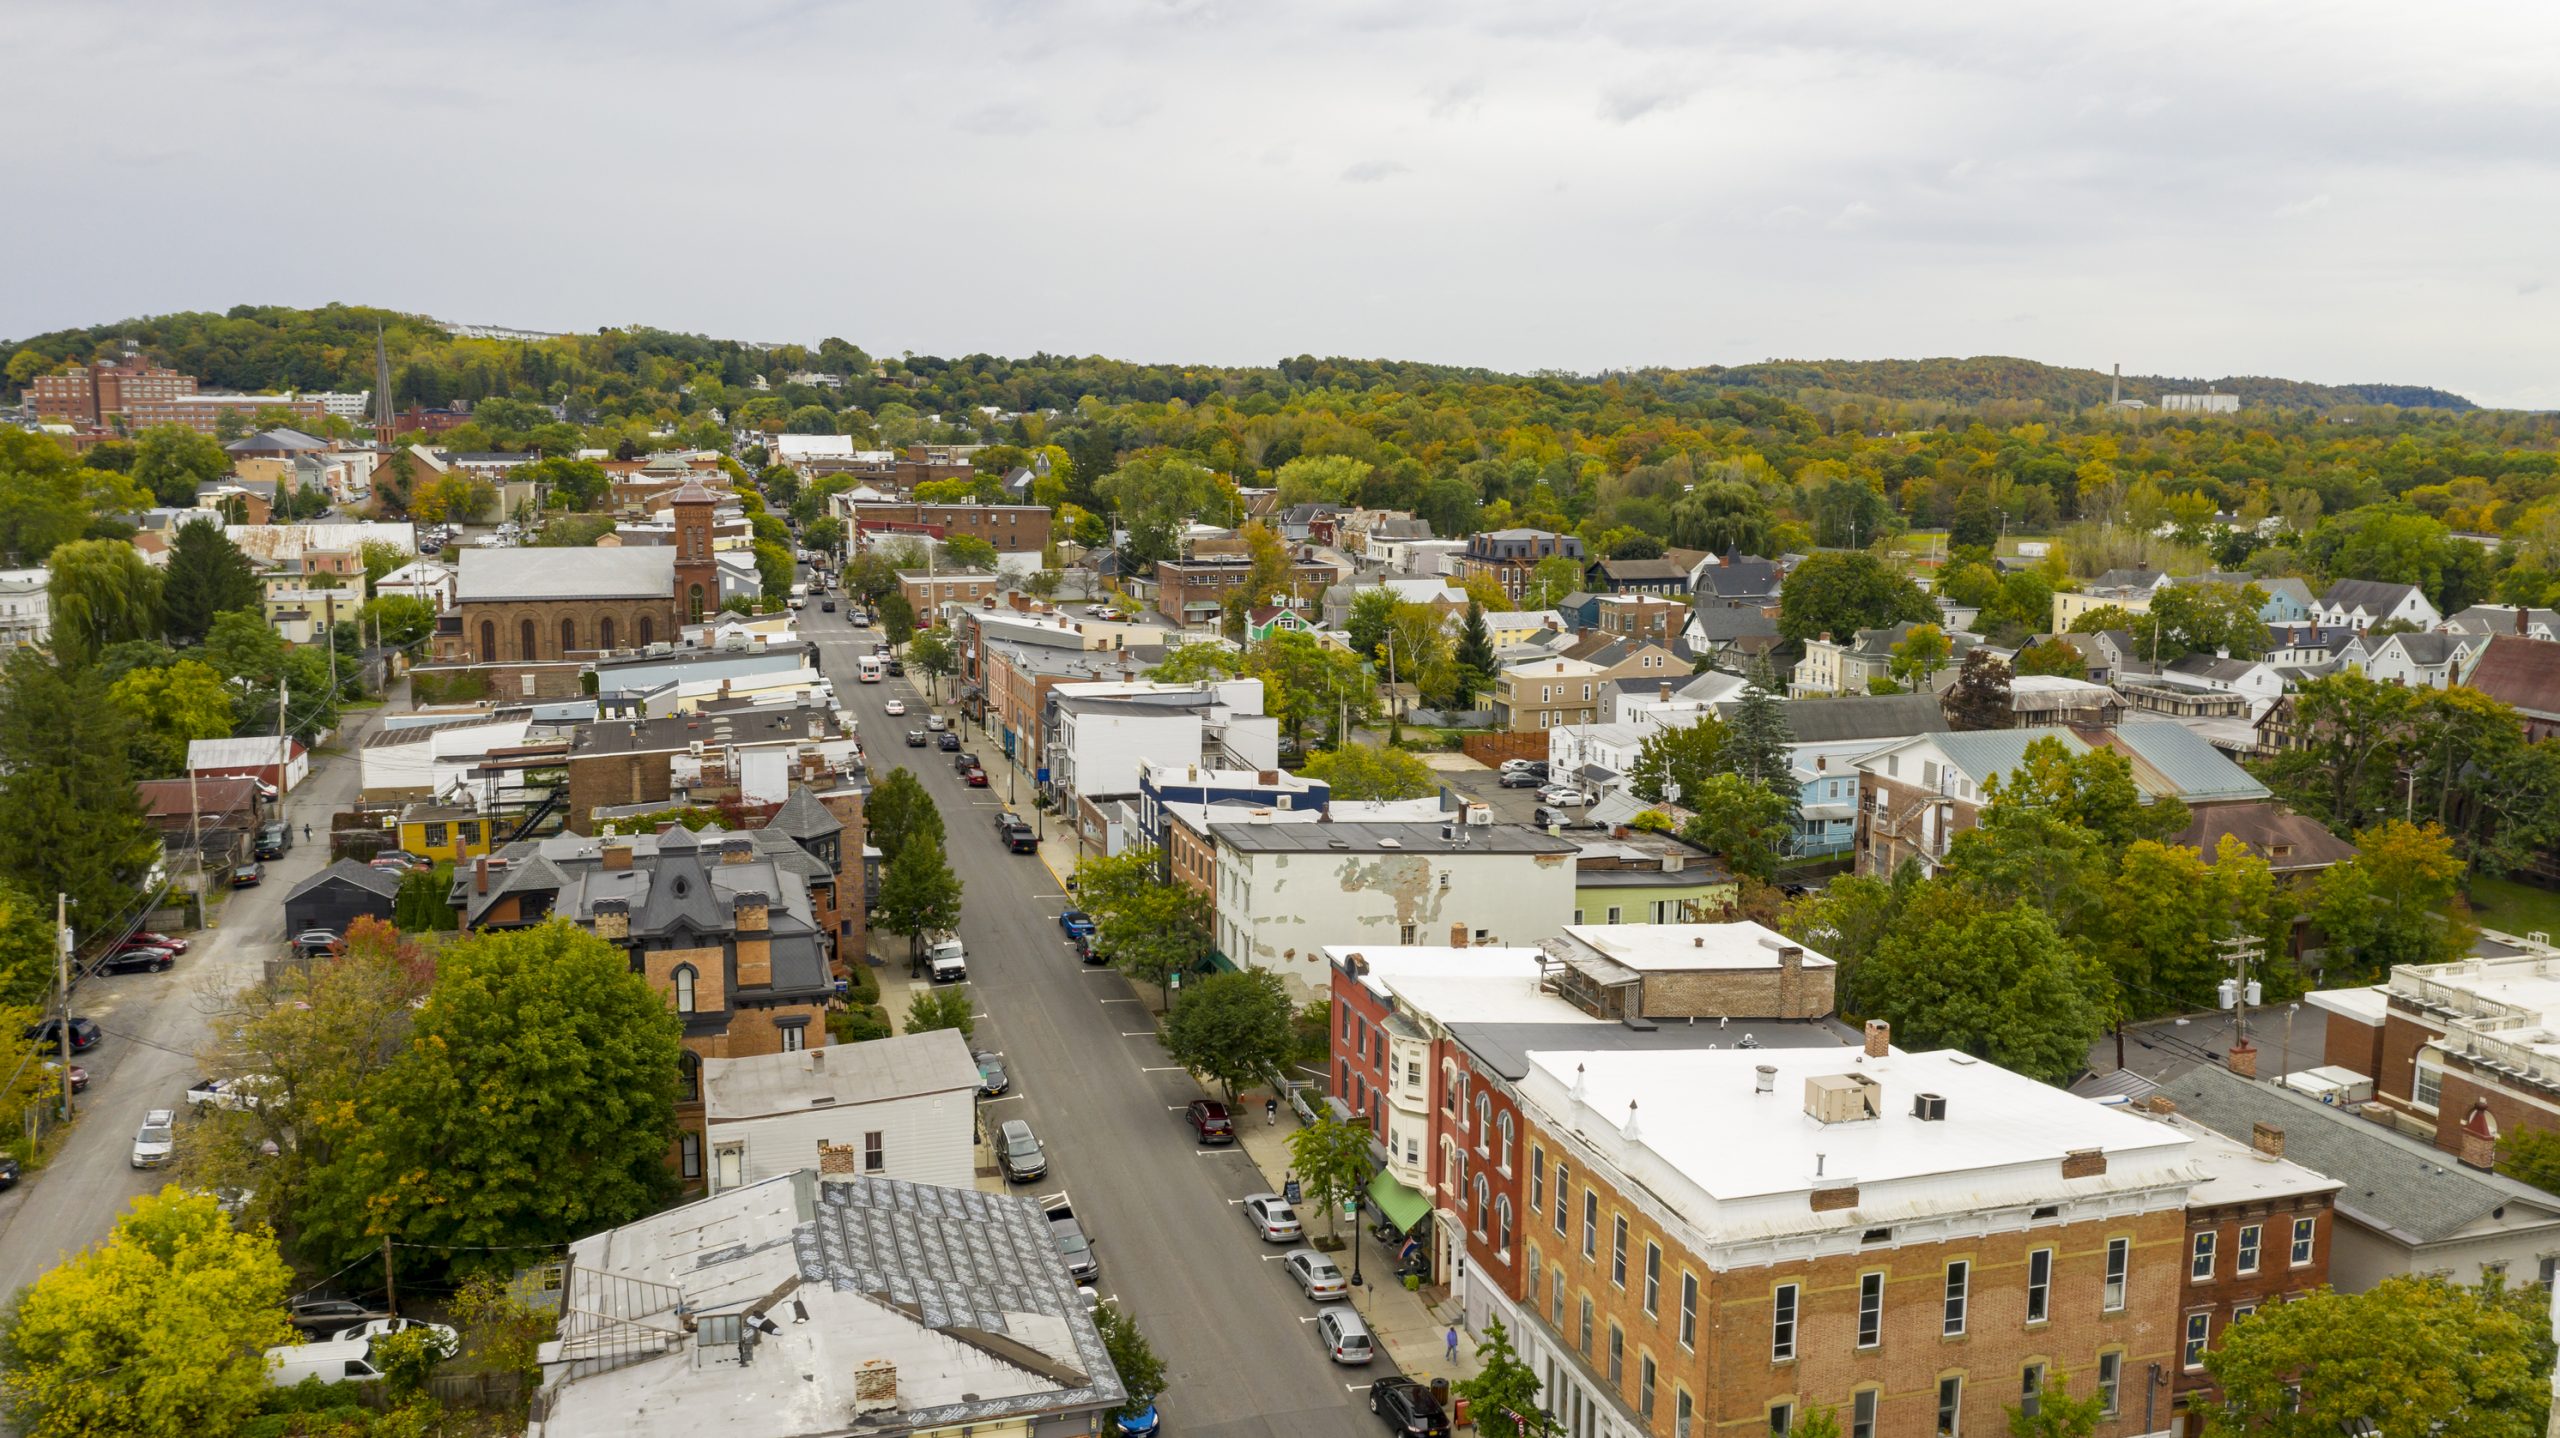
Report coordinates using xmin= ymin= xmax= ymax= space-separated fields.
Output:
xmin=6 ymin=1 xmax=2558 ymax=406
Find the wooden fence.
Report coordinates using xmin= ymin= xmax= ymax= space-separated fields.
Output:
xmin=1459 ymin=731 xmax=1549 ymax=768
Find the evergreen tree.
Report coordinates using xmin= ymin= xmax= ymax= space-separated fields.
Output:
xmin=158 ymin=519 xmax=261 ymax=646
xmin=1721 ymin=658 xmax=1799 ymax=825
xmin=1453 ymin=600 xmax=1496 ymax=710
xmin=0 ymin=652 xmax=156 ymax=933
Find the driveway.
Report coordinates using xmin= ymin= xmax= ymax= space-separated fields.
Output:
xmin=0 ymin=697 xmax=393 ymax=1305
xmin=804 ymin=604 xmax=1395 ymax=1437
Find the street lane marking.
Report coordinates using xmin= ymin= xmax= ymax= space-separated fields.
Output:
xmin=1099 ymin=997 xmax=1141 ymax=1004
xmin=1261 ymin=1252 xmax=1290 ymax=1260
xmin=1120 ymin=1031 xmax=1155 ymax=1038
xmin=1346 ymin=1382 xmax=1375 ymax=1392
xmin=1195 ymin=1149 xmax=1236 ymax=1156
xmin=1139 ymin=1066 xmax=1184 ymax=1073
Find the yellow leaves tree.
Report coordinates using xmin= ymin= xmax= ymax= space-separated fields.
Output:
xmin=0 ymin=1187 xmax=295 ymax=1438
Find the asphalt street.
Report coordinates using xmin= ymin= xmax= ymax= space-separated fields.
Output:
xmin=0 ymin=695 xmax=387 ymax=1307
xmin=804 ymin=599 xmax=1395 ymax=1437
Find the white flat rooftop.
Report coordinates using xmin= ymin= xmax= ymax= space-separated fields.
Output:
xmin=2146 ymin=1110 xmax=2342 ymax=1209
xmin=1563 ymin=921 xmax=1836 ymax=973
xmin=1385 ymin=971 xmax=1607 ymax=1028
xmin=1329 ymin=946 xmax=1550 ymax=1009
xmin=2305 ymin=984 xmax=2389 ymax=1025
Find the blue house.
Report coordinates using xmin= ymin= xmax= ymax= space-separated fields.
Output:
xmin=2254 ymin=577 xmax=2315 ymax=625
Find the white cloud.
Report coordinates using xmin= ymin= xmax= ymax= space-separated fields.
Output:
xmin=2 ymin=0 xmax=2557 ymax=404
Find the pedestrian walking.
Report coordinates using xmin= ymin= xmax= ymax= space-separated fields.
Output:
xmin=1265 ymin=1097 xmax=1279 ymax=1126
xmin=1445 ymin=1326 xmax=1460 ymax=1363
xmin=301 ymin=823 xmax=311 ymax=843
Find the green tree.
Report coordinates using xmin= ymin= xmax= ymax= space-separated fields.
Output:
xmin=1629 ymin=715 xmax=1727 ymax=806
xmin=1345 ymin=587 xmax=1402 ymax=665
xmin=804 ymin=515 xmax=844 ymax=553
xmin=1105 ymin=881 xmax=1213 ymax=1004
xmin=105 ymin=657 xmax=232 ymax=777
xmin=1300 ymin=742 xmax=1436 ymax=801
xmin=752 ymin=538 xmax=794 ymax=601
xmin=408 ymin=473 xmax=495 ymax=525
xmin=908 ymin=628 xmax=958 ymax=699
xmin=45 ymin=538 xmax=163 ymax=666
xmin=2199 ymin=1276 xmax=2551 ymax=1438
xmin=1455 ymin=1320 xmax=1561 ymax=1438
xmin=2312 ymin=820 xmax=2476 ymax=976
xmin=359 ymin=593 xmax=437 ymax=649
xmin=905 ymin=986 xmax=976 ymax=1040
xmin=2146 ymin=580 xmax=2271 ymax=661
xmin=2495 ymin=1126 xmax=2560 ymax=1196
xmin=1453 ymin=600 xmax=1497 ymax=708
xmin=298 ymin=921 xmax=683 ymax=1276
xmin=157 ymin=518 xmax=260 ymax=644
xmin=1777 ymin=551 xmax=1934 ymax=647
xmin=1940 ymin=648 xmax=2013 ymax=731
xmin=392 ymin=864 xmax=457 ymax=931
xmin=1287 ymin=1109 xmax=1373 ymax=1242
xmin=1669 ymin=477 xmax=1770 ymax=555
xmin=877 ymin=590 xmax=917 ymax=646
xmin=1249 ymin=628 xmax=1372 ymax=751
xmin=2012 ymin=637 xmax=2087 ymax=678
xmin=0 ymin=652 xmax=156 ymax=933
xmin=521 ymin=456 xmax=610 ymax=511
xmin=0 ymin=1187 xmax=296 ymax=1438
xmin=2007 ymin=1373 xmax=2107 ymax=1438
xmin=1679 ymin=773 xmax=1795 ymax=883
xmin=1856 ymin=889 xmax=2103 ymax=1084
xmin=127 ymin=424 xmax=232 ymax=507
xmin=1163 ymin=967 xmax=1296 ymax=1102
xmin=1272 ymin=454 xmax=1371 ymax=505
xmin=941 ymin=534 xmax=1000 ymax=571
xmin=1094 ymin=1302 xmax=1166 ymax=1422
xmin=1519 ymin=554 xmax=1586 ymax=611
xmin=1152 ymin=642 xmax=1244 ymax=683
xmin=0 ymin=883 xmax=59 ymax=1008
xmin=1887 ymin=622 xmax=1953 ymax=690
xmin=1720 ymin=659 xmax=1797 ymax=790
xmin=866 ymin=768 xmax=944 ymax=866
xmin=878 ymin=832 xmax=964 ymax=972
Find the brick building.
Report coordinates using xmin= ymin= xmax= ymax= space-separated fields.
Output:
xmin=563 ymin=701 xmax=859 ymax=835
xmin=1456 ymin=529 xmax=1585 ymax=603
xmin=28 ymin=356 xmax=197 ymax=425
xmin=2309 ymin=947 xmax=2560 ymax=1157
xmin=1153 ymin=552 xmax=1342 ymax=631
xmin=123 ymin=393 xmax=328 ymax=434
xmin=840 ymin=499 xmax=1052 ymax=556
xmin=1509 ymin=1039 xmax=2194 ymax=1438
xmin=1596 ymin=595 xmax=1689 ymax=645
xmin=897 ymin=569 xmax=1004 ymax=618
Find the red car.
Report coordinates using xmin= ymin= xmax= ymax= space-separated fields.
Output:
xmin=1185 ymin=1099 xmax=1236 ymax=1144
xmin=964 ymin=766 xmax=989 ymax=788
xmin=131 ymin=932 xmax=189 ymax=954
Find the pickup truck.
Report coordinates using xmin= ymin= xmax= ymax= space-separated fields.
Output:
xmin=186 ymin=1075 xmax=274 ymax=1111
xmin=1038 ymin=1192 xmax=1099 ymax=1283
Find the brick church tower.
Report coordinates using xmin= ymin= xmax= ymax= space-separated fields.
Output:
xmin=670 ymin=479 xmax=718 ymax=623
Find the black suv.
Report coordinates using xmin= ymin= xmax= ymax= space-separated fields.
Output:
xmin=255 ymin=822 xmax=291 ymax=860
xmin=1369 ymin=1377 xmax=1451 ymax=1437
xmin=23 ymin=1016 xmax=101 ymax=1052
xmin=997 ymin=814 xmax=1037 ymax=853
xmin=937 ymin=731 xmax=962 ymax=752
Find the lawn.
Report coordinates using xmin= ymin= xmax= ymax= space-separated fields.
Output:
xmin=2468 ymin=875 xmax=2560 ymax=941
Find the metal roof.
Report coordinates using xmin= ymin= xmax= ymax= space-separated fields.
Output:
xmin=455 ymin=547 xmax=675 ymax=603
xmin=2096 ymin=719 xmax=2271 ymax=802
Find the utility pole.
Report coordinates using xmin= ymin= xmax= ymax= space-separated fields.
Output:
xmin=53 ymin=893 xmax=72 ymax=1120
xmin=382 ymin=1235 xmax=399 ymax=1318
xmin=2218 ymin=931 xmax=2265 ymax=1048
xmin=277 ymin=673 xmax=290 ymax=742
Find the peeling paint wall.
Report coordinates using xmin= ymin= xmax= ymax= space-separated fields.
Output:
xmin=1217 ymin=849 xmax=1575 ymax=1003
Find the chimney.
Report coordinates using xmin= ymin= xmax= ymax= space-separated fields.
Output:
xmin=591 ymin=898 xmax=629 ymax=941
xmin=817 ymin=1141 xmax=860 ymax=1175
xmin=721 ymin=836 xmax=756 ymax=865
xmin=2226 ymin=1036 xmax=2259 ymax=1079
xmin=734 ymin=891 xmax=769 ymax=932
xmin=2060 ymin=1147 xmax=2108 ymax=1179
xmin=2459 ymin=1099 xmax=2500 ymax=1171
xmin=1863 ymin=1019 xmax=1891 ymax=1059
xmin=474 ymin=855 xmax=490 ymax=894
xmin=1658 ymin=681 xmax=1671 ymax=704
xmin=601 ymin=839 xmax=634 ymax=873
xmin=1449 ymin=922 xmax=1468 ymax=948
xmin=1754 ymin=1064 xmax=1776 ymax=1095
xmin=2145 ymin=1094 xmax=2178 ymax=1115
xmin=2250 ymin=1121 xmax=2285 ymax=1160
xmin=1623 ymin=1100 xmax=1642 ymax=1143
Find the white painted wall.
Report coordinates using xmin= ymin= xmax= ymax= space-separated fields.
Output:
xmin=1216 ymin=848 xmax=1575 ymax=1002
xmin=707 ymin=1087 xmax=974 ymax=1194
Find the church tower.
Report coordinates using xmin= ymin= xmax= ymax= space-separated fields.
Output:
xmin=670 ymin=479 xmax=718 ymax=624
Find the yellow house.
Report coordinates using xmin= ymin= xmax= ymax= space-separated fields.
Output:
xmin=398 ymin=803 xmax=495 ymax=864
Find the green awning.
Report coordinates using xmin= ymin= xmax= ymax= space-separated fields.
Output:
xmin=1201 ymin=949 xmax=1238 ymax=975
xmin=1366 ymin=1170 xmax=1432 ymax=1234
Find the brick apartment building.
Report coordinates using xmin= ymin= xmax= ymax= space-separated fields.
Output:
xmin=1456 ymin=529 xmax=1585 ymax=603
xmin=124 ymin=393 xmax=328 ymax=434
xmin=898 ymin=569 xmax=1004 ymax=619
xmin=841 ymin=500 xmax=1052 ymax=555
xmin=1153 ymin=552 xmax=1342 ymax=630
xmin=28 ymin=356 xmax=196 ymax=425
xmin=1595 ymin=594 xmax=1689 ymax=645
xmin=2310 ymin=946 xmax=2560 ymax=1157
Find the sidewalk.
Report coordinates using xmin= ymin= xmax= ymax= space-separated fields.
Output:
xmin=1230 ymin=1102 xmax=1483 ymax=1390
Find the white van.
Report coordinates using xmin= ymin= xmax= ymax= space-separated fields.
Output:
xmin=267 ymin=1338 xmax=384 ymax=1387
xmin=926 ymin=932 xmax=967 ymax=984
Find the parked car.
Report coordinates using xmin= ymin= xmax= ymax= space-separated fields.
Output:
xmin=905 ymin=729 xmax=928 ymax=747
xmin=884 ymin=658 xmax=905 ymax=676
xmin=0 ymin=1152 xmax=18 ymax=1189
xmin=23 ymin=1016 xmax=100 ymax=1052
xmin=1369 ymin=1375 xmax=1451 ymax=1435
xmin=230 ymin=862 xmax=263 ymax=889
xmin=41 ymin=1059 xmax=86 ymax=1092
xmin=95 ymin=945 xmax=177 ymax=975
xmin=131 ymin=1109 xmax=176 ymax=1168
xmin=997 ymin=1119 xmax=1048 ymax=1182
xmin=964 ymin=764 xmax=990 ymax=788
xmin=1185 ymin=1099 xmax=1235 ymax=1145
xmin=1499 ymin=757 xmax=1540 ymax=774
xmin=131 ymin=931 xmax=189 ymax=953
xmin=372 ymin=850 xmax=432 ymax=872
xmin=1114 ymin=1400 xmax=1160 ymax=1436
xmin=187 ymin=1075 xmax=275 ymax=1111
xmin=288 ymin=1297 xmax=392 ymax=1336
xmin=255 ymin=822 xmax=291 ymax=860
xmin=937 ymin=732 xmax=962 ymax=752
xmin=292 ymin=930 xmax=343 ymax=959
xmin=974 ymin=1050 xmax=1010 ymax=1097
xmin=1316 ymin=1305 xmax=1375 ymax=1365
xmin=953 ymin=750 xmax=980 ymax=774
xmin=1283 ymin=1245 xmax=1352 ymax=1300
xmin=884 ymin=698 xmax=907 ymax=715
xmin=1039 ymin=1192 xmax=1099 ymax=1283
xmin=1538 ymin=786 xmax=1587 ymax=807
xmin=1498 ymin=770 xmax=1543 ymax=789
xmin=1283 ymin=1247 xmax=1349 ymax=1301
xmin=331 ymin=1318 xmax=458 ymax=1356
xmin=1241 ymin=1193 xmax=1302 ymax=1242
xmin=924 ymin=714 xmax=949 ymax=732
xmin=1058 ymin=908 xmax=1096 ymax=941
xmin=265 ymin=1339 xmax=382 ymax=1388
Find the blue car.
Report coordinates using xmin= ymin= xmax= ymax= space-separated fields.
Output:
xmin=1059 ymin=909 xmax=1096 ymax=941
xmin=1114 ymin=1401 xmax=1159 ymax=1436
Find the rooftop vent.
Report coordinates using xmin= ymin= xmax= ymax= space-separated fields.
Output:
xmin=1804 ymin=1073 xmax=1883 ymax=1124
xmin=1912 ymin=1092 xmax=1947 ymax=1122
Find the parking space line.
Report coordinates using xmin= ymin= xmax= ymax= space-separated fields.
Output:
xmin=1099 ymin=997 xmax=1142 ymax=1004
xmin=1120 ymin=1031 xmax=1155 ymax=1038
xmin=979 ymin=1094 xmax=1024 ymax=1104
xmin=1195 ymin=1149 xmax=1237 ymax=1156
xmin=1139 ymin=1066 xmax=1184 ymax=1073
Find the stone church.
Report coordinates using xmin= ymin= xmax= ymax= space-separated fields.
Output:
xmin=435 ymin=480 xmax=726 ymax=675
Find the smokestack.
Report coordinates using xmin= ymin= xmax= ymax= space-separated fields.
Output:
xmin=2112 ymin=363 xmax=2121 ymax=406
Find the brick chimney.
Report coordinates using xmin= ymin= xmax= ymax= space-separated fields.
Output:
xmin=1863 ymin=1019 xmax=1891 ymax=1059
xmin=817 ymin=1140 xmax=860 ymax=1175
xmin=2459 ymin=1099 xmax=2500 ymax=1171
xmin=601 ymin=839 xmax=634 ymax=873
xmin=1449 ymin=922 xmax=1468 ymax=948
xmin=721 ymin=836 xmax=755 ymax=866
xmin=474 ymin=855 xmax=490 ymax=894
xmin=2226 ymin=1036 xmax=2258 ymax=1079
xmin=734 ymin=891 xmax=770 ymax=932
xmin=591 ymin=898 xmax=630 ymax=941
xmin=2251 ymin=1121 xmax=2284 ymax=1159
xmin=2145 ymin=1094 xmax=2177 ymax=1115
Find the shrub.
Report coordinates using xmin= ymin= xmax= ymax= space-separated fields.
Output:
xmin=828 ymin=1004 xmax=892 ymax=1043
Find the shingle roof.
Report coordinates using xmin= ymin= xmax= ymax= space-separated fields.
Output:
xmin=2319 ymin=577 xmax=2423 ymax=612
xmin=1700 ymin=558 xmax=1781 ymax=599
xmin=1759 ymin=693 xmax=1949 ymax=744
xmin=2383 ymin=632 xmax=2467 ymax=666
xmin=455 ymin=547 xmax=675 ymax=603
xmin=764 ymin=786 xmax=840 ymax=841
xmin=285 ymin=858 xmax=403 ymax=903
xmin=2466 ymin=635 xmax=2560 ymax=720
xmin=2158 ymin=1062 xmax=2560 ymax=1245
xmin=2170 ymin=801 xmax=2358 ymax=873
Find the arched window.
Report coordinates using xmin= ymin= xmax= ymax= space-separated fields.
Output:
xmin=678 ymin=1131 xmax=701 ymax=1180
xmin=599 ymin=617 xmax=616 ymax=651
xmin=1499 ymin=1112 xmax=1515 ymax=1171
xmin=1498 ymin=1196 xmax=1514 ymax=1252
xmin=672 ymin=964 xmax=697 ymax=1014
xmin=477 ymin=620 xmax=495 ymax=662
xmin=688 ymin=583 xmax=705 ymax=622
xmin=638 ymin=615 xmax=655 ymax=646
xmin=679 ymin=1052 xmax=701 ymax=1101
xmin=1477 ymin=1094 xmax=1492 ymax=1153
xmin=560 ymin=617 xmax=577 ymax=654
xmin=1473 ymin=1174 xmax=1491 ymax=1234
xmin=518 ymin=618 xmax=537 ymax=660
